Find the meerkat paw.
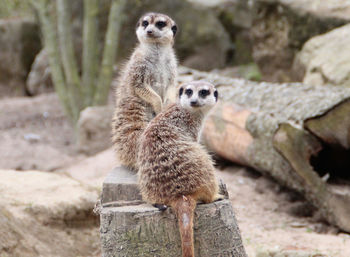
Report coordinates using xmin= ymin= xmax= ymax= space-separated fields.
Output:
xmin=218 ymin=179 xmax=230 ymax=199
xmin=153 ymin=203 xmax=168 ymax=211
xmin=214 ymin=194 xmax=226 ymax=202
xmin=154 ymin=102 xmax=163 ymax=114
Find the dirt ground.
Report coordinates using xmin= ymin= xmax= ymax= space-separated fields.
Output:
xmin=1 ymin=92 xmax=349 ymax=256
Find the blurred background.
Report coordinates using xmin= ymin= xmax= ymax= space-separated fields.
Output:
xmin=1 ymin=0 xmax=350 ymax=256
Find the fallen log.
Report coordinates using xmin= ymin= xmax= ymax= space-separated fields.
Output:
xmin=99 ymin=166 xmax=247 ymax=257
xmin=178 ymin=67 xmax=350 ymax=232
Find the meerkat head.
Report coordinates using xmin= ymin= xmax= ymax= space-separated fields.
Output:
xmin=136 ymin=12 xmax=177 ymax=45
xmin=178 ymin=81 xmax=218 ymax=114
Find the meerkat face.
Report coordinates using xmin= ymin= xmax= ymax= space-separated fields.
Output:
xmin=136 ymin=13 xmax=177 ymax=45
xmin=178 ymin=81 xmax=218 ymax=114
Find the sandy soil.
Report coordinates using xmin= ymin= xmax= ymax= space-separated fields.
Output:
xmin=1 ymin=93 xmax=349 ymax=256
xmin=217 ymin=166 xmax=350 ymax=257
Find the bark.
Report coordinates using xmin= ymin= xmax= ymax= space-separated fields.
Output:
xmin=94 ymin=0 xmax=126 ymax=105
xmin=179 ymin=67 xmax=350 ymax=232
xmin=82 ymin=0 xmax=99 ymax=106
xmin=99 ymin=167 xmax=247 ymax=257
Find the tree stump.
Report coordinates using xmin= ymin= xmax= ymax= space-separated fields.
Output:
xmin=99 ymin=166 xmax=247 ymax=257
xmin=177 ymin=67 xmax=350 ymax=232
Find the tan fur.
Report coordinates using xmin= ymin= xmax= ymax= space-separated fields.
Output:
xmin=138 ymin=81 xmax=220 ymax=257
xmin=112 ymin=13 xmax=178 ymax=171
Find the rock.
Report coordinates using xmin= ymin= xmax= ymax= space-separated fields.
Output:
xmin=0 ymin=169 xmax=100 ymax=257
xmin=0 ymin=169 xmax=98 ymax=225
xmin=211 ymin=63 xmax=262 ymax=81
xmin=293 ymin=24 xmax=350 ymax=87
xmin=63 ymin=147 xmax=116 ymax=188
xmin=0 ymin=207 xmax=38 ymax=257
xmin=26 ymin=49 xmax=53 ymax=95
xmin=0 ymin=137 xmax=74 ymax=171
xmin=250 ymin=0 xmax=350 ymax=82
xmin=189 ymin=0 xmax=254 ymax=65
xmin=0 ymin=18 xmax=41 ymax=94
xmin=77 ymin=105 xmax=114 ymax=155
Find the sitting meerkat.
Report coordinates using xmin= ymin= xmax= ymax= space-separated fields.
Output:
xmin=112 ymin=12 xmax=178 ymax=172
xmin=138 ymin=81 xmax=222 ymax=257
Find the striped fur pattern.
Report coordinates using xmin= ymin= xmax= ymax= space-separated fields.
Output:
xmin=112 ymin=13 xmax=178 ymax=171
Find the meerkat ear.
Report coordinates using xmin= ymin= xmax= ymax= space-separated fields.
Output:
xmin=214 ymin=90 xmax=218 ymax=102
xmin=179 ymin=87 xmax=184 ymax=97
xmin=171 ymin=25 xmax=178 ymax=37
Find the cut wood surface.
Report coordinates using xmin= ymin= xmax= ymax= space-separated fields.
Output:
xmin=177 ymin=67 xmax=350 ymax=232
xmin=99 ymin=166 xmax=247 ymax=257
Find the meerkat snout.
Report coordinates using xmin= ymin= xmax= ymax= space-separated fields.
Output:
xmin=178 ymin=81 xmax=218 ymax=112
xmin=136 ymin=13 xmax=177 ymax=44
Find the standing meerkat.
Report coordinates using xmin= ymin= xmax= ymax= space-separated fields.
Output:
xmin=138 ymin=81 xmax=222 ymax=257
xmin=112 ymin=13 xmax=178 ymax=171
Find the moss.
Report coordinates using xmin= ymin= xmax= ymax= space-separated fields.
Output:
xmin=238 ymin=63 xmax=261 ymax=81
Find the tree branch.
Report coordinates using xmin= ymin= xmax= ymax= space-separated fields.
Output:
xmin=82 ymin=0 xmax=99 ymax=107
xmin=56 ymin=0 xmax=82 ymax=122
xmin=94 ymin=0 xmax=126 ymax=105
xmin=31 ymin=0 xmax=74 ymax=121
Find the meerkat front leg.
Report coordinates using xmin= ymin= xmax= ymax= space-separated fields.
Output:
xmin=134 ymin=84 xmax=163 ymax=114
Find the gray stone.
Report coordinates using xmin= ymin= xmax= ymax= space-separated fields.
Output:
xmin=26 ymin=49 xmax=53 ymax=95
xmin=250 ymin=0 xmax=350 ymax=82
xmin=188 ymin=0 xmax=254 ymax=65
xmin=293 ymin=24 xmax=350 ymax=88
xmin=0 ymin=169 xmax=98 ymax=226
xmin=77 ymin=105 xmax=113 ymax=155
xmin=0 ymin=18 xmax=41 ymax=92
xmin=0 ymin=169 xmax=100 ymax=257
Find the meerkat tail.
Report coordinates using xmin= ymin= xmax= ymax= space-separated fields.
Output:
xmin=172 ymin=195 xmax=197 ymax=257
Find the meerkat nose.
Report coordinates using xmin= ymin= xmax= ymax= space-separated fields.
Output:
xmin=190 ymin=100 xmax=199 ymax=106
xmin=147 ymin=30 xmax=153 ymax=35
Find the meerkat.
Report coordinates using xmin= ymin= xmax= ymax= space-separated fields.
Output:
xmin=112 ymin=13 xmax=178 ymax=171
xmin=137 ymin=81 xmax=222 ymax=257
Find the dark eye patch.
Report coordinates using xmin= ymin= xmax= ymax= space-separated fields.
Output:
xmin=179 ymin=87 xmax=183 ymax=97
xmin=171 ymin=25 xmax=177 ymax=36
xmin=199 ymin=89 xmax=210 ymax=98
xmin=214 ymin=90 xmax=218 ymax=101
xmin=185 ymin=89 xmax=193 ymax=97
xmin=155 ymin=21 xmax=167 ymax=29
xmin=142 ymin=20 xmax=149 ymax=27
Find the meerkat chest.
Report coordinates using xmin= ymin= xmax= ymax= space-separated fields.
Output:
xmin=148 ymin=54 xmax=175 ymax=99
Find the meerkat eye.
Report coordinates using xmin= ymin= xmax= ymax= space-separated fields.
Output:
xmin=142 ymin=20 xmax=149 ymax=27
xmin=214 ymin=90 xmax=218 ymax=101
xmin=199 ymin=89 xmax=210 ymax=98
xmin=155 ymin=21 xmax=167 ymax=29
xmin=179 ymin=87 xmax=184 ymax=97
xmin=185 ymin=89 xmax=193 ymax=97
xmin=171 ymin=25 xmax=177 ymax=36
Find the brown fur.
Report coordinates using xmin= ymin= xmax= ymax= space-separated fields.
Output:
xmin=138 ymin=81 xmax=220 ymax=257
xmin=112 ymin=13 xmax=177 ymax=171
